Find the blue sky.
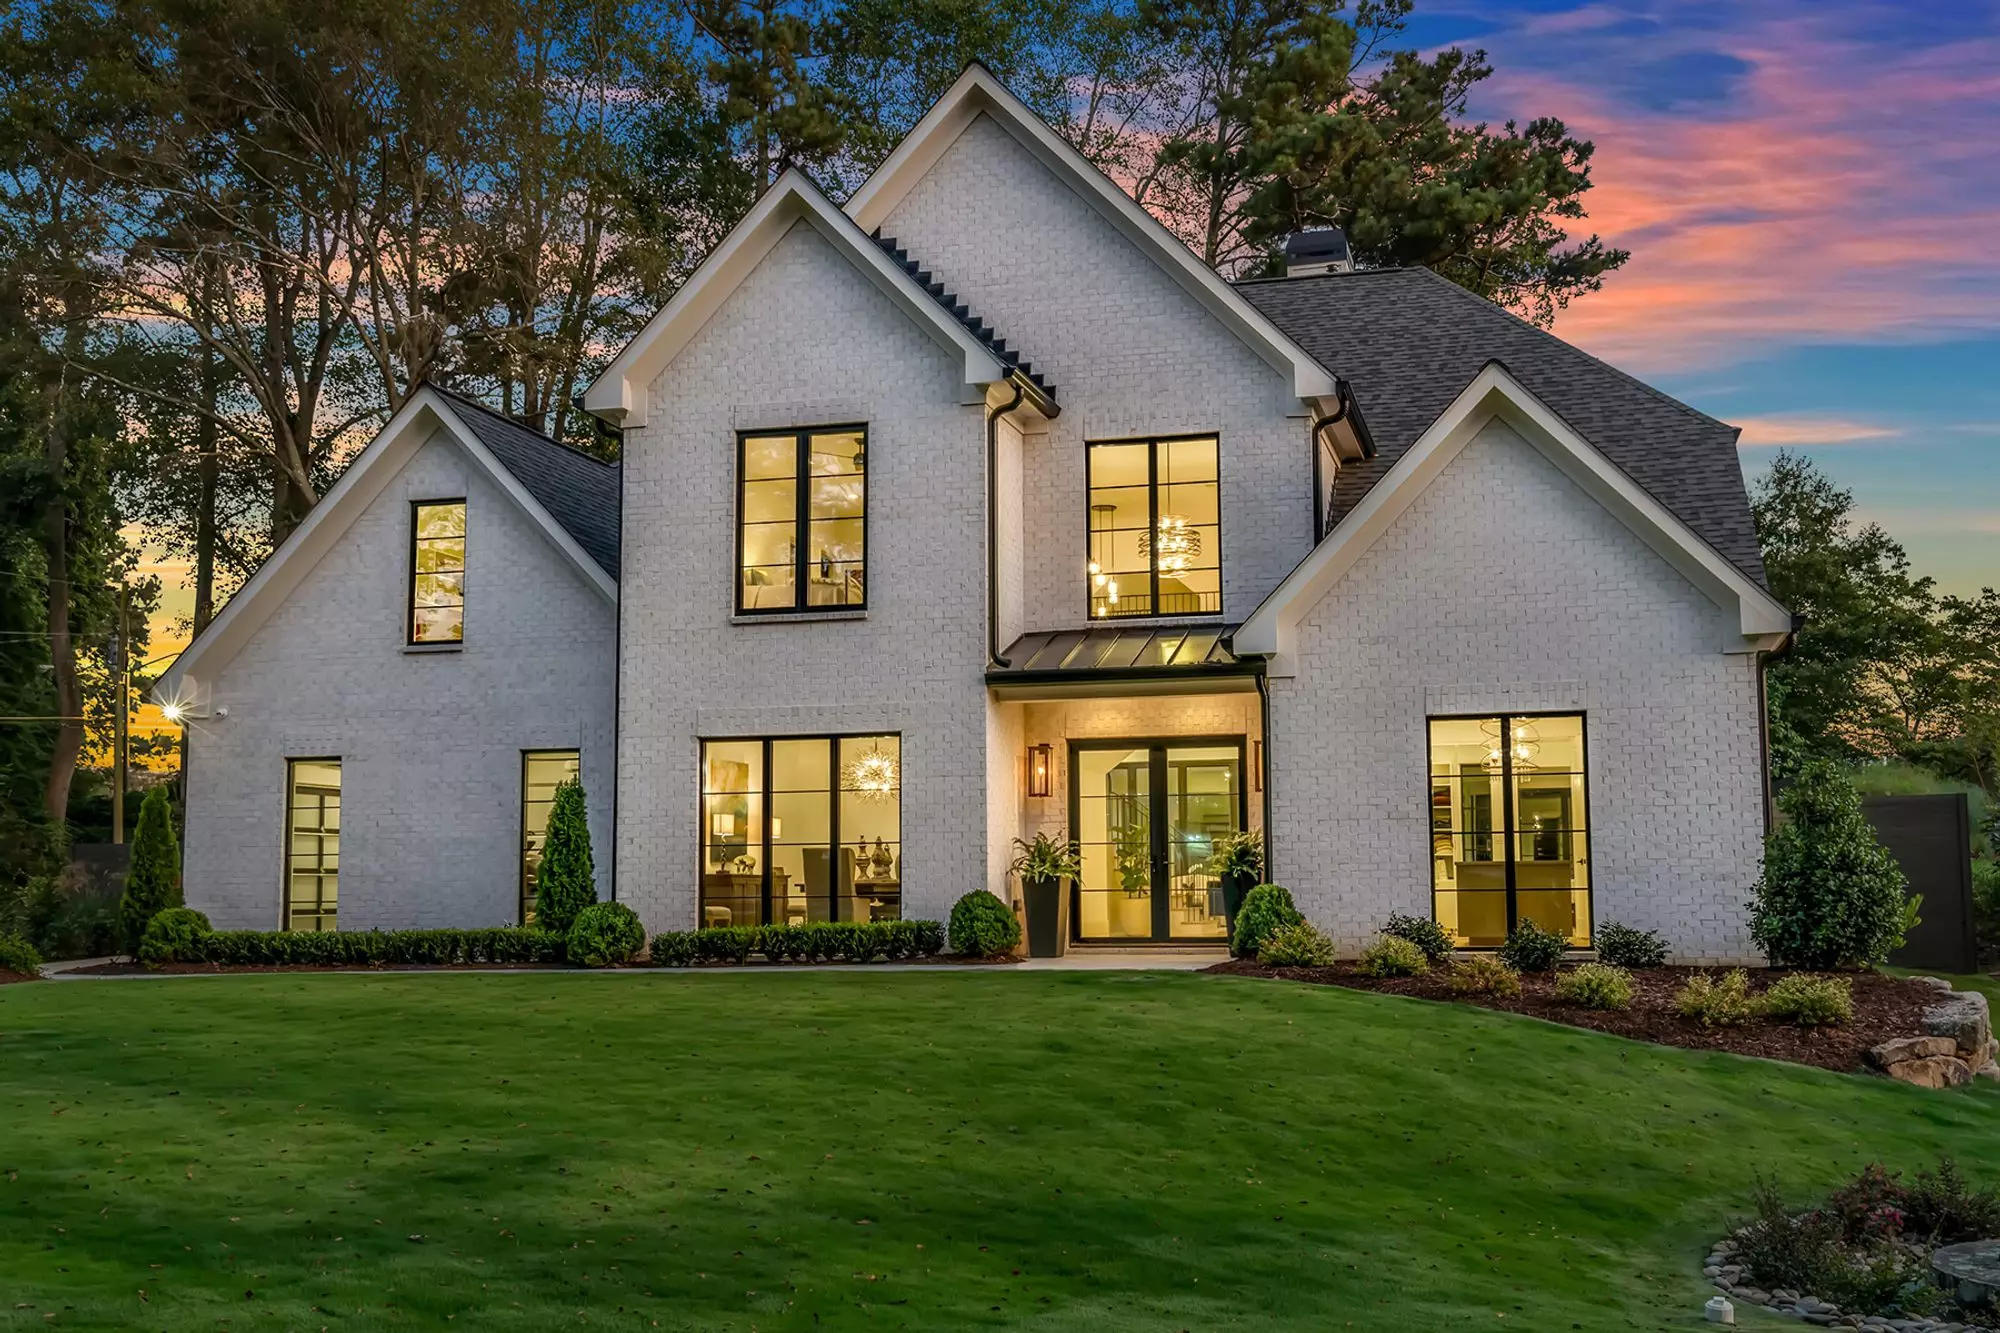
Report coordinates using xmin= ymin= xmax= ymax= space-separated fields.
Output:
xmin=1399 ymin=0 xmax=2000 ymax=595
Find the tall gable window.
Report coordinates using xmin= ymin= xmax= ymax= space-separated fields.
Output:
xmin=520 ymin=750 xmax=581 ymax=924
xmin=410 ymin=500 xmax=466 ymax=643
xmin=285 ymin=758 xmax=341 ymax=932
xmin=737 ymin=427 xmax=866 ymax=614
xmin=1086 ymin=436 xmax=1220 ymax=618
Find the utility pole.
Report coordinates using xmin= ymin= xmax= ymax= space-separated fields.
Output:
xmin=112 ymin=586 xmax=128 ymax=845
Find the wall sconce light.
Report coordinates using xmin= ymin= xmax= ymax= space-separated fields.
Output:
xmin=1027 ymin=743 xmax=1053 ymax=798
xmin=1252 ymin=740 xmax=1263 ymax=791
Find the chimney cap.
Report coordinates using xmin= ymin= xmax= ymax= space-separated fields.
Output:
xmin=1284 ymin=227 xmax=1353 ymax=276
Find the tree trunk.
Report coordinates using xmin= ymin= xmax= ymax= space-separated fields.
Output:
xmin=193 ymin=341 xmax=220 ymax=634
xmin=41 ymin=375 xmax=82 ymax=827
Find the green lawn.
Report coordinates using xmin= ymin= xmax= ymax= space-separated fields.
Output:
xmin=3 ymin=972 xmax=1997 ymax=1331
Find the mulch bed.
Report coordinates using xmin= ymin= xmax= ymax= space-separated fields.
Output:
xmin=1205 ymin=959 xmax=1951 ymax=1074
xmin=0 ymin=968 xmax=38 ymax=985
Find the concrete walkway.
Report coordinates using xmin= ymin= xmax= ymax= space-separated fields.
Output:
xmin=35 ymin=949 xmax=1226 ymax=981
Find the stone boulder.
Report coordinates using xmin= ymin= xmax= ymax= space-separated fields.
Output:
xmin=1924 ymin=991 xmax=1992 ymax=1059
xmin=1887 ymin=1055 xmax=1974 ymax=1089
xmin=1866 ymin=1035 xmax=1959 ymax=1068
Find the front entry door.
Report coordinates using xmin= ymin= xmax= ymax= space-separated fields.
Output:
xmin=1070 ymin=738 xmax=1246 ymax=943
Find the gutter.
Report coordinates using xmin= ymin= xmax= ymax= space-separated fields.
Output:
xmin=986 ymin=378 xmax=1031 ymax=668
xmin=1308 ymin=378 xmax=1373 ymax=542
xmin=1755 ymin=613 xmax=1803 ymax=834
xmin=1255 ymin=671 xmax=1275 ymax=883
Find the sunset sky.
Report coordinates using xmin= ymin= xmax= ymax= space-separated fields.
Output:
xmin=135 ymin=0 xmax=1999 ymax=671
xmin=1409 ymin=0 xmax=2000 ymax=597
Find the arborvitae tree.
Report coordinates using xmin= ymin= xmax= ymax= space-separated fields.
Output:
xmin=1751 ymin=760 xmax=1914 ymax=969
xmin=119 ymin=785 xmax=182 ymax=952
xmin=535 ymin=777 xmax=597 ymax=935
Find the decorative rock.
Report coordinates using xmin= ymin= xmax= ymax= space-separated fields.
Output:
xmin=1932 ymin=1239 xmax=2000 ymax=1308
xmin=1911 ymin=975 xmax=1956 ymax=992
xmin=1886 ymin=1055 xmax=1975 ymax=1089
xmin=1868 ymin=1035 xmax=1961 ymax=1067
xmin=1923 ymin=992 xmax=1992 ymax=1058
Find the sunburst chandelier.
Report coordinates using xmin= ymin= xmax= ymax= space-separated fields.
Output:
xmin=841 ymin=742 xmax=900 ymax=802
xmin=1139 ymin=515 xmax=1201 ymax=574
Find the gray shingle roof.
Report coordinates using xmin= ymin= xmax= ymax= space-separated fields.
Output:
xmin=430 ymin=386 xmax=622 ymax=579
xmin=1236 ymin=267 xmax=1767 ymax=588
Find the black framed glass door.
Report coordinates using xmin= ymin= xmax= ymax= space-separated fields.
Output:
xmin=1069 ymin=737 xmax=1245 ymax=943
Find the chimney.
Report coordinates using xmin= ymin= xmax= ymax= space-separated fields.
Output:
xmin=1284 ymin=228 xmax=1353 ymax=278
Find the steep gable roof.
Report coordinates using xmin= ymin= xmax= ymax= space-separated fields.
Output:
xmin=844 ymin=64 xmax=1339 ymax=401
xmin=582 ymin=169 xmax=1022 ymax=427
xmin=1234 ymin=362 xmax=1791 ymax=675
xmin=156 ymin=387 xmax=617 ymax=708
xmin=427 ymin=386 xmax=621 ymax=577
xmin=1237 ymin=266 xmax=1768 ymax=588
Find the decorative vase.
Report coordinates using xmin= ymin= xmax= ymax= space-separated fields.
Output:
xmin=870 ymin=837 xmax=893 ymax=878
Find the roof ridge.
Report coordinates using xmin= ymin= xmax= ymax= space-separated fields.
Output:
xmin=422 ymin=382 xmax=620 ymax=469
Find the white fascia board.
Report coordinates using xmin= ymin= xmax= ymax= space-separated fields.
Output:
xmin=844 ymin=66 xmax=1340 ymax=401
xmin=583 ymin=169 xmax=1007 ymax=428
xmin=155 ymin=389 xmax=615 ymax=711
xmin=1235 ymin=363 xmax=1791 ymax=675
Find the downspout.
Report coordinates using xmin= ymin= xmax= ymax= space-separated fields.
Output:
xmin=1255 ymin=670 xmax=1274 ymax=884
xmin=1756 ymin=615 xmax=1803 ymax=835
xmin=987 ymin=379 xmax=1028 ymax=668
xmin=1308 ymin=378 xmax=1365 ymax=543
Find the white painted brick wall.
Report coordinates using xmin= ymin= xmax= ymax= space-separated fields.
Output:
xmin=616 ymin=221 xmax=995 ymax=931
xmin=1267 ymin=419 xmax=1766 ymax=964
xmin=880 ymin=113 xmax=1312 ymax=629
xmin=183 ymin=429 xmax=616 ymax=930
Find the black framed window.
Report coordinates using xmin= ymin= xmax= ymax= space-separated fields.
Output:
xmin=1428 ymin=714 xmax=1592 ymax=948
xmin=699 ymin=734 xmax=900 ymax=927
xmin=285 ymin=758 xmax=341 ymax=932
xmin=737 ymin=427 xmax=866 ymax=614
xmin=520 ymin=750 xmax=580 ymax=924
xmin=410 ymin=500 xmax=466 ymax=643
xmin=1086 ymin=435 xmax=1220 ymax=619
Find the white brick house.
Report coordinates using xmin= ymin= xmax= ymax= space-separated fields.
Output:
xmin=159 ymin=66 xmax=1791 ymax=962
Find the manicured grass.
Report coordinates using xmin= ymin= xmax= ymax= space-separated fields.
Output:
xmin=3 ymin=972 xmax=1997 ymax=1330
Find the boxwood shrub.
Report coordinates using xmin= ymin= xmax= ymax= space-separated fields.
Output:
xmin=1552 ymin=961 xmax=1634 ymax=1010
xmin=948 ymin=890 xmax=1021 ymax=958
xmin=1257 ymin=920 xmax=1334 ymax=967
xmin=1593 ymin=920 xmax=1669 ymax=969
xmin=646 ymin=920 xmax=946 ymax=967
xmin=1230 ymin=883 xmax=1302 ymax=958
xmin=1497 ymin=919 xmax=1566 ymax=973
xmin=1764 ymin=973 xmax=1854 ymax=1027
xmin=183 ymin=926 xmax=568 ymax=967
xmin=567 ymin=902 xmax=645 ymax=967
xmin=138 ymin=907 xmax=214 ymax=966
xmin=1356 ymin=934 xmax=1429 ymax=977
xmin=1381 ymin=912 xmax=1454 ymax=964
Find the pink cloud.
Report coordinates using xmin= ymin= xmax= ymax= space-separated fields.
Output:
xmin=1731 ymin=415 xmax=1900 ymax=447
xmin=1473 ymin=13 xmax=2000 ymax=371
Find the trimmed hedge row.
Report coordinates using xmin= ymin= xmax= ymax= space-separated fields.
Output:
xmin=649 ymin=920 xmax=945 ymax=967
xmin=160 ymin=925 xmax=569 ymax=967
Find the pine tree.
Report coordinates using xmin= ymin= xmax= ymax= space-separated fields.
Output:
xmin=535 ymin=778 xmax=597 ymax=935
xmin=119 ymin=785 xmax=182 ymax=953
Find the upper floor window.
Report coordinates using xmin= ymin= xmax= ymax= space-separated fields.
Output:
xmin=1087 ymin=436 xmax=1219 ymax=618
xmin=738 ymin=427 xmax=866 ymax=614
xmin=410 ymin=500 xmax=466 ymax=643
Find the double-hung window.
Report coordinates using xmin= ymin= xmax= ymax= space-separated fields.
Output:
xmin=737 ymin=427 xmax=866 ymax=614
xmin=409 ymin=500 xmax=466 ymax=643
xmin=1086 ymin=436 xmax=1220 ymax=618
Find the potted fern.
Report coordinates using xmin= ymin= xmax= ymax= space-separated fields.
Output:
xmin=1011 ymin=832 xmax=1082 ymax=958
xmin=1206 ymin=830 xmax=1264 ymax=934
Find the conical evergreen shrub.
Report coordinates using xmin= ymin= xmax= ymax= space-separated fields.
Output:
xmin=535 ymin=777 xmax=597 ymax=935
xmin=119 ymin=786 xmax=182 ymax=953
xmin=1751 ymin=760 xmax=1913 ymax=968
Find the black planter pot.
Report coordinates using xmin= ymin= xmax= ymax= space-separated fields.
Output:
xmin=1221 ymin=869 xmax=1258 ymax=938
xmin=1024 ymin=876 xmax=1066 ymax=958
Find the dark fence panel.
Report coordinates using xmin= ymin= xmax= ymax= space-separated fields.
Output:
xmin=1866 ymin=794 xmax=1977 ymax=975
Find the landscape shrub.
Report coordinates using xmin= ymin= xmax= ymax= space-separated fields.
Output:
xmin=567 ymin=902 xmax=645 ymax=967
xmin=1900 ymin=1158 xmax=2000 ymax=1245
xmin=1496 ymin=919 xmax=1565 ymax=973
xmin=1380 ymin=912 xmax=1454 ymax=964
xmin=1751 ymin=759 xmax=1915 ymax=968
xmin=1762 ymin=974 xmax=1854 ymax=1027
xmin=1448 ymin=954 xmax=1521 ymax=996
xmin=1825 ymin=1164 xmax=1908 ymax=1247
xmin=1734 ymin=1175 xmax=1842 ymax=1295
xmin=137 ymin=907 xmax=213 ymax=965
xmin=1257 ymin=920 xmax=1334 ymax=967
xmin=19 ymin=868 xmax=121 ymax=961
xmin=948 ymin=890 xmax=1021 ymax=958
xmin=0 ymin=930 xmax=43 ymax=977
xmin=648 ymin=920 xmax=944 ymax=967
xmin=1356 ymin=934 xmax=1428 ymax=978
xmin=1230 ymin=883 xmax=1302 ymax=959
xmin=118 ymin=786 xmax=182 ymax=952
xmin=1973 ymin=860 xmax=1998 ymax=964
xmin=1552 ymin=962 xmax=1633 ymax=1010
xmin=1674 ymin=969 xmax=1759 ymax=1027
xmin=185 ymin=926 xmax=568 ymax=967
xmin=534 ymin=778 xmax=598 ymax=936
xmin=1593 ymin=920 xmax=1669 ymax=969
